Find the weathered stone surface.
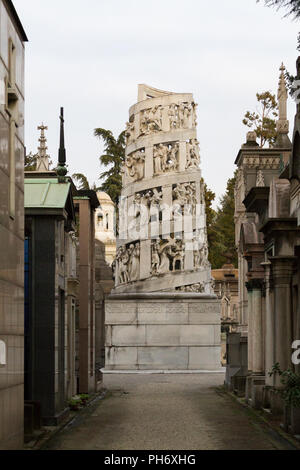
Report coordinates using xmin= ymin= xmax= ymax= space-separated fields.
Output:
xmin=104 ymin=297 xmax=222 ymax=371
xmin=111 ymin=325 xmax=146 ymax=346
xmin=146 ymin=325 xmax=181 ymax=346
xmin=138 ymin=347 xmax=189 ymax=369
xmin=189 ymin=346 xmax=222 ymax=370
xmin=105 ymin=347 xmax=138 ymax=370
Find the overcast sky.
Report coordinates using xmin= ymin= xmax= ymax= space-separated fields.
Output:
xmin=13 ymin=0 xmax=299 ymax=206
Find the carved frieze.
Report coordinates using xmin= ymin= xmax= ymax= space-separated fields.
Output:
xmin=153 ymin=142 xmax=179 ymax=175
xmin=151 ymin=238 xmax=185 ymax=275
xmin=186 ymin=138 xmax=200 ymax=169
xmin=125 ymin=149 xmax=145 ymax=182
xmin=116 ymin=242 xmax=140 ymax=284
xmin=133 ymin=187 xmax=163 ymax=225
xmin=125 ymin=118 xmax=135 ymax=144
xmin=193 ymin=240 xmax=210 ymax=270
xmin=176 ymin=282 xmax=205 ymax=293
xmin=168 ymin=101 xmax=197 ymax=130
xmin=173 ymin=182 xmax=196 ymax=215
xmin=243 ymin=155 xmax=280 ymax=169
xmin=140 ymin=106 xmax=163 ymax=136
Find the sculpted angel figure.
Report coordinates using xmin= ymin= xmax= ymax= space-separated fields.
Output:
xmin=129 ymin=243 xmax=140 ymax=281
xmin=117 ymin=247 xmax=130 ymax=284
xmin=153 ymin=146 xmax=162 ymax=174
xmin=194 ymin=249 xmax=201 ymax=269
xmin=151 ymin=240 xmax=161 ymax=275
xmin=168 ymin=104 xmax=177 ymax=129
xmin=186 ymin=139 xmax=200 ymax=169
xmin=126 ymin=150 xmax=145 ymax=181
xmin=178 ymin=103 xmax=185 ymax=128
xmin=149 ymin=106 xmax=162 ymax=131
xmin=168 ymin=144 xmax=178 ymax=170
xmin=183 ymin=105 xmax=191 ymax=128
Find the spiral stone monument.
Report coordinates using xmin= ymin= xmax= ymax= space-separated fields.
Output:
xmin=104 ymin=85 xmax=221 ymax=371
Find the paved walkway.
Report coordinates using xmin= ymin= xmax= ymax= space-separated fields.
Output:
xmin=43 ymin=373 xmax=295 ymax=450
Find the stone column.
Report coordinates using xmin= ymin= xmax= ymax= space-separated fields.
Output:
xmin=262 ymin=261 xmax=274 ymax=386
xmin=251 ymin=279 xmax=264 ymax=375
xmin=271 ymin=256 xmax=296 ymax=387
xmin=246 ymin=281 xmax=253 ymax=373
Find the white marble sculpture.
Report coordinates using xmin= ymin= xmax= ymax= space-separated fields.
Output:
xmin=105 ymin=85 xmax=221 ymax=373
xmin=113 ymin=85 xmax=213 ymax=294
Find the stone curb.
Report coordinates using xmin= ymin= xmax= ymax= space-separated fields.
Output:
xmin=223 ymin=388 xmax=300 ymax=450
xmin=24 ymin=390 xmax=107 ymax=451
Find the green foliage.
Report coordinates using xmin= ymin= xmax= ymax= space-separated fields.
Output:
xmin=79 ymin=394 xmax=89 ymax=400
xmin=94 ymin=128 xmax=126 ymax=205
xmin=201 ymin=178 xmax=216 ymax=256
xmin=24 ymin=152 xmax=37 ymax=171
xmin=257 ymin=0 xmax=300 ymax=19
xmin=243 ymin=91 xmax=278 ymax=147
xmin=269 ymin=363 xmax=300 ymax=407
xmin=79 ymin=394 xmax=90 ymax=405
xmin=72 ymin=173 xmax=91 ymax=190
xmin=208 ymin=173 xmax=237 ymax=269
xmin=68 ymin=396 xmax=81 ymax=410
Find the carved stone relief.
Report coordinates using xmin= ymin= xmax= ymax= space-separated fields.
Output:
xmin=173 ymin=182 xmax=196 ymax=215
xmin=256 ymin=169 xmax=265 ymax=187
xmin=134 ymin=187 xmax=163 ymax=225
xmin=235 ymin=167 xmax=246 ymax=210
xmin=168 ymin=102 xmax=197 ymax=130
xmin=125 ymin=149 xmax=145 ymax=182
xmin=116 ymin=242 xmax=141 ymax=284
xmin=151 ymin=238 xmax=185 ymax=275
xmin=193 ymin=240 xmax=209 ymax=270
xmin=153 ymin=142 xmax=179 ymax=175
xmin=140 ymin=106 xmax=163 ymax=136
xmin=243 ymin=156 xmax=280 ymax=169
xmin=176 ymin=282 xmax=205 ymax=293
xmin=125 ymin=118 xmax=135 ymax=144
xmin=186 ymin=138 xmax=200 ymax=169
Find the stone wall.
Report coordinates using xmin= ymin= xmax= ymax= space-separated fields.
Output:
xmin=0 ymin=1 xmax=26 ymax=449
xmin=105 ymin=295 xmax=221 ymax=370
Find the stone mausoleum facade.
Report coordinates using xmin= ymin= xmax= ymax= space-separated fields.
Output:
xmin=0 ymin=0 xmax=27 ymax=449
xmin=104 ymin=85 xmax=221 ymax=372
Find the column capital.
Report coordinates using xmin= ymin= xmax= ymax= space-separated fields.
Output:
xmin=270 ymin=256 xmax=297 ymax=283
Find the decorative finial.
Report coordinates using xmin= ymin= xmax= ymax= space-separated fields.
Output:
xmin=246 ymin=130 xmax=257 ymax=143
xmin=56 ymin=107 xmax=67 ymax=182
xmin=276 ymin=62 xmax=289 ymax=133
xmin=36 ymin=123 xmax=50 ymax=172
xmin=274 ymin=62 xmax=291 ymax=148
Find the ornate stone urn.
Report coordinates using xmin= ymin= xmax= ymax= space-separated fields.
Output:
xmin=104 ymin=85 xmax=221 ymax=372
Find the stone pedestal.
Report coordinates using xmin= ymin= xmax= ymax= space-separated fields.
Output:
xmin=104 ymin=293 xmax=221 ymax=371
xmin=225 ymin=332 xmax=248 ymax=395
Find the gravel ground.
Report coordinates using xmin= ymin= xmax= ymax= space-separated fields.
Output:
xmin=43 ymin=373 xmax=295 ymax=450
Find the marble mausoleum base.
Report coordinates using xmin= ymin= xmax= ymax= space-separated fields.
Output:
xmin=104 ymin=293 xmax=222 ymax=371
